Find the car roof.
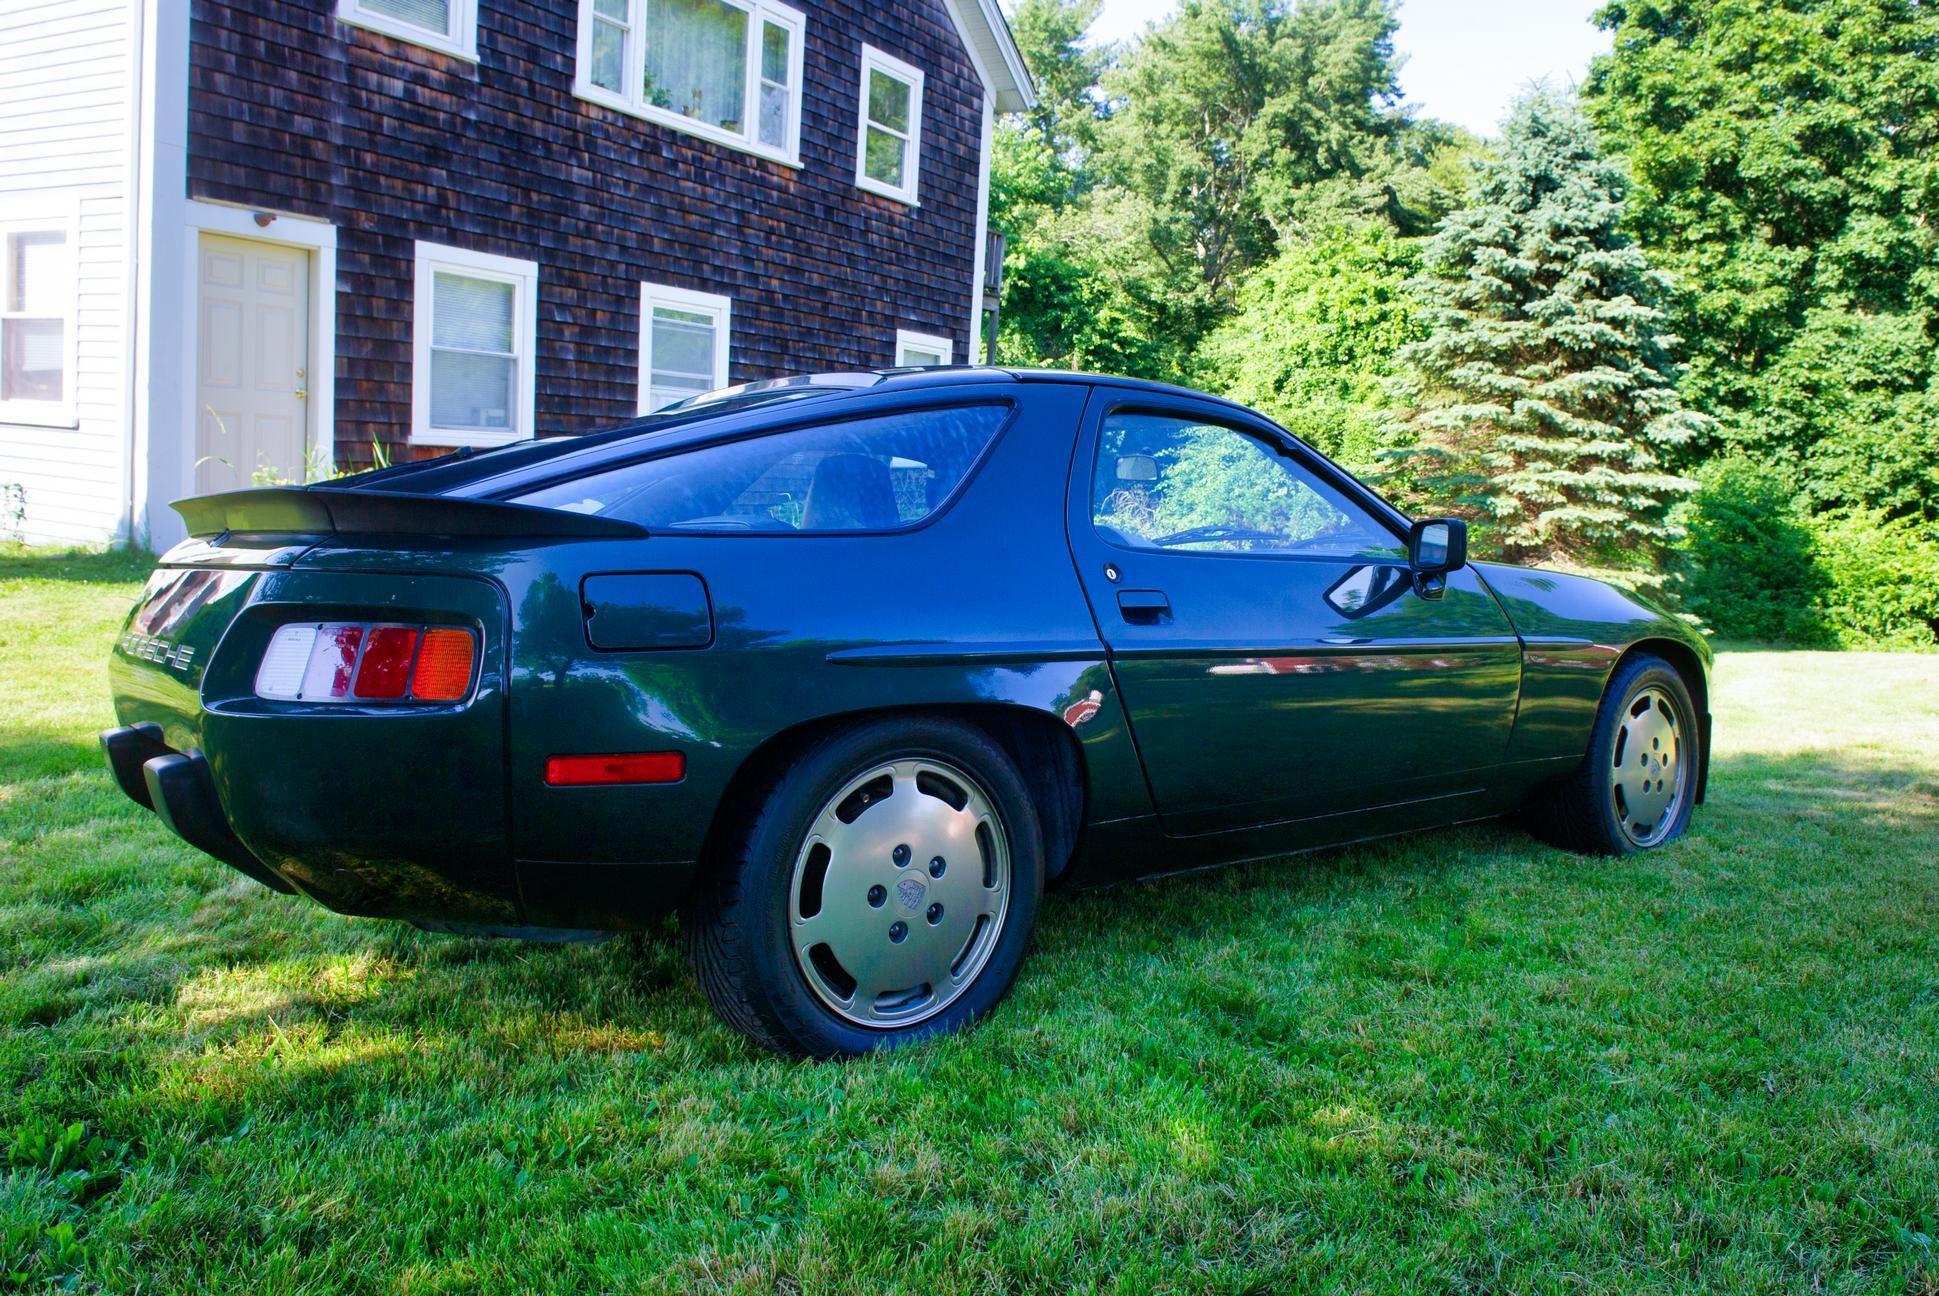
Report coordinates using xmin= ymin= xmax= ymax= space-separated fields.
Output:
xmin=324 ymin=366 xmax=1259 ymax=500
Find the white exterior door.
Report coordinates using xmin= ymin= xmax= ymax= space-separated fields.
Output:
xmin=195 ymin=234 xmax=310 ymax=493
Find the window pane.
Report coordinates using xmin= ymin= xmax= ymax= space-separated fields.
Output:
xmin=864 ymin=127 xmax=906 ymax=188
xmin=8 ymin=231 xmax=65 ymax=314
xmin=650 ymin=306 xmax=717 ymax=379
xmin=430 ymin=349 xmax=516 ymax=430
xmin=360 ymin=0 xmax=452 ymax=35
xmin=514 ymin=405 xmax=1009 ymax=532
xmin=648 ymin=379 xmax=711 ymax=412
xmin=644 ymin=0 xmax=747 ymax=131
xmin=432 ymin=272 xmax=514 ymax=353
xmin=2 ymin=318 xmax=63 ymax=402
xmin=757 ymin=24 xmax=791 ymax=149
xmin=899 ymin=347 xmax=944 ymax=367
xmin=760 ymin=21 xmax=788 ymax=83
xmin=867 ymin=69 xmax=910 ymax=133
xmin=591 ymin=16 xmax=626 ymax=90
xmin=593 ymin=0 xmax=627 ymax=15
xmin=1091 ymin=414 xmax=1398 ymax=557
xmin=758 ymin=83 xmax=788 ymax=147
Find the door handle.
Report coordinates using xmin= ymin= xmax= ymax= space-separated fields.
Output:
xmin=1117 ymin=589 xmax=1172 ymax=625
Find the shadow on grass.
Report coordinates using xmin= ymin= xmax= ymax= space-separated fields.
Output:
xmin=1 ymin=727 xmax=111 ymax=782
xmin=0 ymin=544 xmax=155 ymax=586
xmin=10 ymin=741 xmax=1935 ymax=1113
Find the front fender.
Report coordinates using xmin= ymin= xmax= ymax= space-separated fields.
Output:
xmin=1473 ymin=562 xmax=1711 ymax=767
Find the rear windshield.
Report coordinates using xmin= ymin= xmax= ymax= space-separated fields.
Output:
xmin=511 ymin=405 xmax=1008 ymax=533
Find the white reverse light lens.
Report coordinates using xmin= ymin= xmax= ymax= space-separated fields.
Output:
xmin=255 ymin=623 xmax=319 ymax=700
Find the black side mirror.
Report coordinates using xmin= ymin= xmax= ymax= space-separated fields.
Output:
xmin=1408 ymin=517 xmax=1467 ymax=574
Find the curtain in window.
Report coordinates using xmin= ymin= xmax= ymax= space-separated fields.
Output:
xmin=644 ymin=0 xmax=747 ymax=130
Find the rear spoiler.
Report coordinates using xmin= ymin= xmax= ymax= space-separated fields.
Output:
xmin=172 ymin=487 xmax=646 ymax=540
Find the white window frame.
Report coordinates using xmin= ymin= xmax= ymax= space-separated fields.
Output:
xmin=855 ymin=44 xmax=925 ymax=205
xmin=638 ymin=283 xmax=732 ymax=413
xmin=0 ymin=203 xmax=80 ymax=429
xmin=412 ymin=242 xmax=539 ymax=448
xmin=894 ymin=328 xmax=952 ymax=367
xmin=573 ymin=0 xmax=807 ymax=168
xmin=337 ymin=0 xmax=479 ymax=60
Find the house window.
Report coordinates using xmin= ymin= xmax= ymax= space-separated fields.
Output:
xmin=639 ymin=284 xmax=731 ymax=412
xmin=894 ymin=329 xmax=951 ymax=367
xmin=412 ymin=242 xmax=538 ymax=447
xmin=855 ymin=45 xmax=923 ymax=205
xmin=337 ymin=0 xmax=479 ymax=60
xmin=576 ymin=0 xmax=805 ymax=166
xmin=0 ymin=221 xmax=74 ymax=424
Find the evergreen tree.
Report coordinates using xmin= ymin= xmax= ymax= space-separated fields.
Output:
xmin=1389 ymin=93 xmax=1706 ymax=564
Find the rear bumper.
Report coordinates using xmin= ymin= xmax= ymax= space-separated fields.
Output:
xmin=100 ymin=725 xmax=295 ymax=894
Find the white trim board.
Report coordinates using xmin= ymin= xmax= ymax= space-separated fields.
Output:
xmin=895 ymin=328 xmax=952 ymax=367
xmin=412 ymin=240 xmax=540 ymax=448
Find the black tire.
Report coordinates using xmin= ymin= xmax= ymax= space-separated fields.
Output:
xmin=681 ymin=716 xmax=1045 ymax=1058
xmin=1527 ymin=653 xmax=1701 ymax=855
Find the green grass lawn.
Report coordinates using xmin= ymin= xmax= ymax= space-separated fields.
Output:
xmin=3 ymin=545 xmax=1937 ymax=1294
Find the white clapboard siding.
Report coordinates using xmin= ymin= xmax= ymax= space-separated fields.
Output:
xmin=0 ymin=0 xmax=134 ymax=545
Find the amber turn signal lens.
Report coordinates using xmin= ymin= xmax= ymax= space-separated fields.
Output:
xmin=410 ymin=628 xmax=476 ymax=701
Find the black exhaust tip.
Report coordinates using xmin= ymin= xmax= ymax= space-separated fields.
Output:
xmin=100 ymin=723 xmax=169 ymax=810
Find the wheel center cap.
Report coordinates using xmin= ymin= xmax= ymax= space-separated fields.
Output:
xmin=894 ymin=875 xmax=928 ymax=913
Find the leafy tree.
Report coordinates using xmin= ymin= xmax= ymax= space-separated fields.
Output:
xmin=1584 ymin=0 xmax=1939 ymax=481
xmin=1198 ymin=219 xmax=1424 ymax=468
xmin=1097 ymin=0 xmax=1403 ymax=304
xmin=1388 ymin=92 xmax=1706 ymax=564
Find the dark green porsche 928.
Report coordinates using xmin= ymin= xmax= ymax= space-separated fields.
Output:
xmin=104 ymin=368 xmax=1710 ymax=1057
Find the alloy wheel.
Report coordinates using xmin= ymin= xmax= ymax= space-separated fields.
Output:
xmin=1611 ymin=684 xmax=1689 ymax=848
xmin=787 ymin=758 xmax=1011 ymax=1027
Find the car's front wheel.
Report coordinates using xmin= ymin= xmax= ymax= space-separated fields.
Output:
xmin=682 ymin=716 xmax=1044 ymax=1057
xmin=1529 ymin=652 xmax=1701 ymax=855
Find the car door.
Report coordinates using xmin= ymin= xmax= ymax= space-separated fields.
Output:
xmin=1065 ymin=392 xmax=1523 ymax=837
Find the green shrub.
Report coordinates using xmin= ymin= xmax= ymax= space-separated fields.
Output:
xmin=1678 ymin=460 xmax=1829 ymax=644
xmin=1679 ymin=459 xmax=1939 ymax=649
xmin=1811 ymin=510 xmax=1939 ymax=649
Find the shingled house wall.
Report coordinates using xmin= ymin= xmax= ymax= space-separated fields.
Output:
xmin=185 ymin=0 xmax=984 ymax=464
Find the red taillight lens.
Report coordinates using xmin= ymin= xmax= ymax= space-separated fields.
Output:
xmin=410 ymin=628 xmax=476 ymax=701
xmin=352 ymin=626 xmax=420 ymax=699
xmin=256 ymin=622 xmax=476 ymax=704
xmin=543 ymin=752 xmax=687 ymax=787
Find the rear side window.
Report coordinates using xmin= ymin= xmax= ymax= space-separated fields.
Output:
xmin=511 ymin=404 xmax=1007 ymax=533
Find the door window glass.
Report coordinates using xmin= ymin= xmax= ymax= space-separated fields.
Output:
xmin=1092 ymin=412 xmax=1401 ymax=558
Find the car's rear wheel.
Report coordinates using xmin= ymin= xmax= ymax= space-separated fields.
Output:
xmin=1529 ymin=653 xmax=1700 ymax=855
xmin=682 ymin=716 xmax=1044 ymax=1057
